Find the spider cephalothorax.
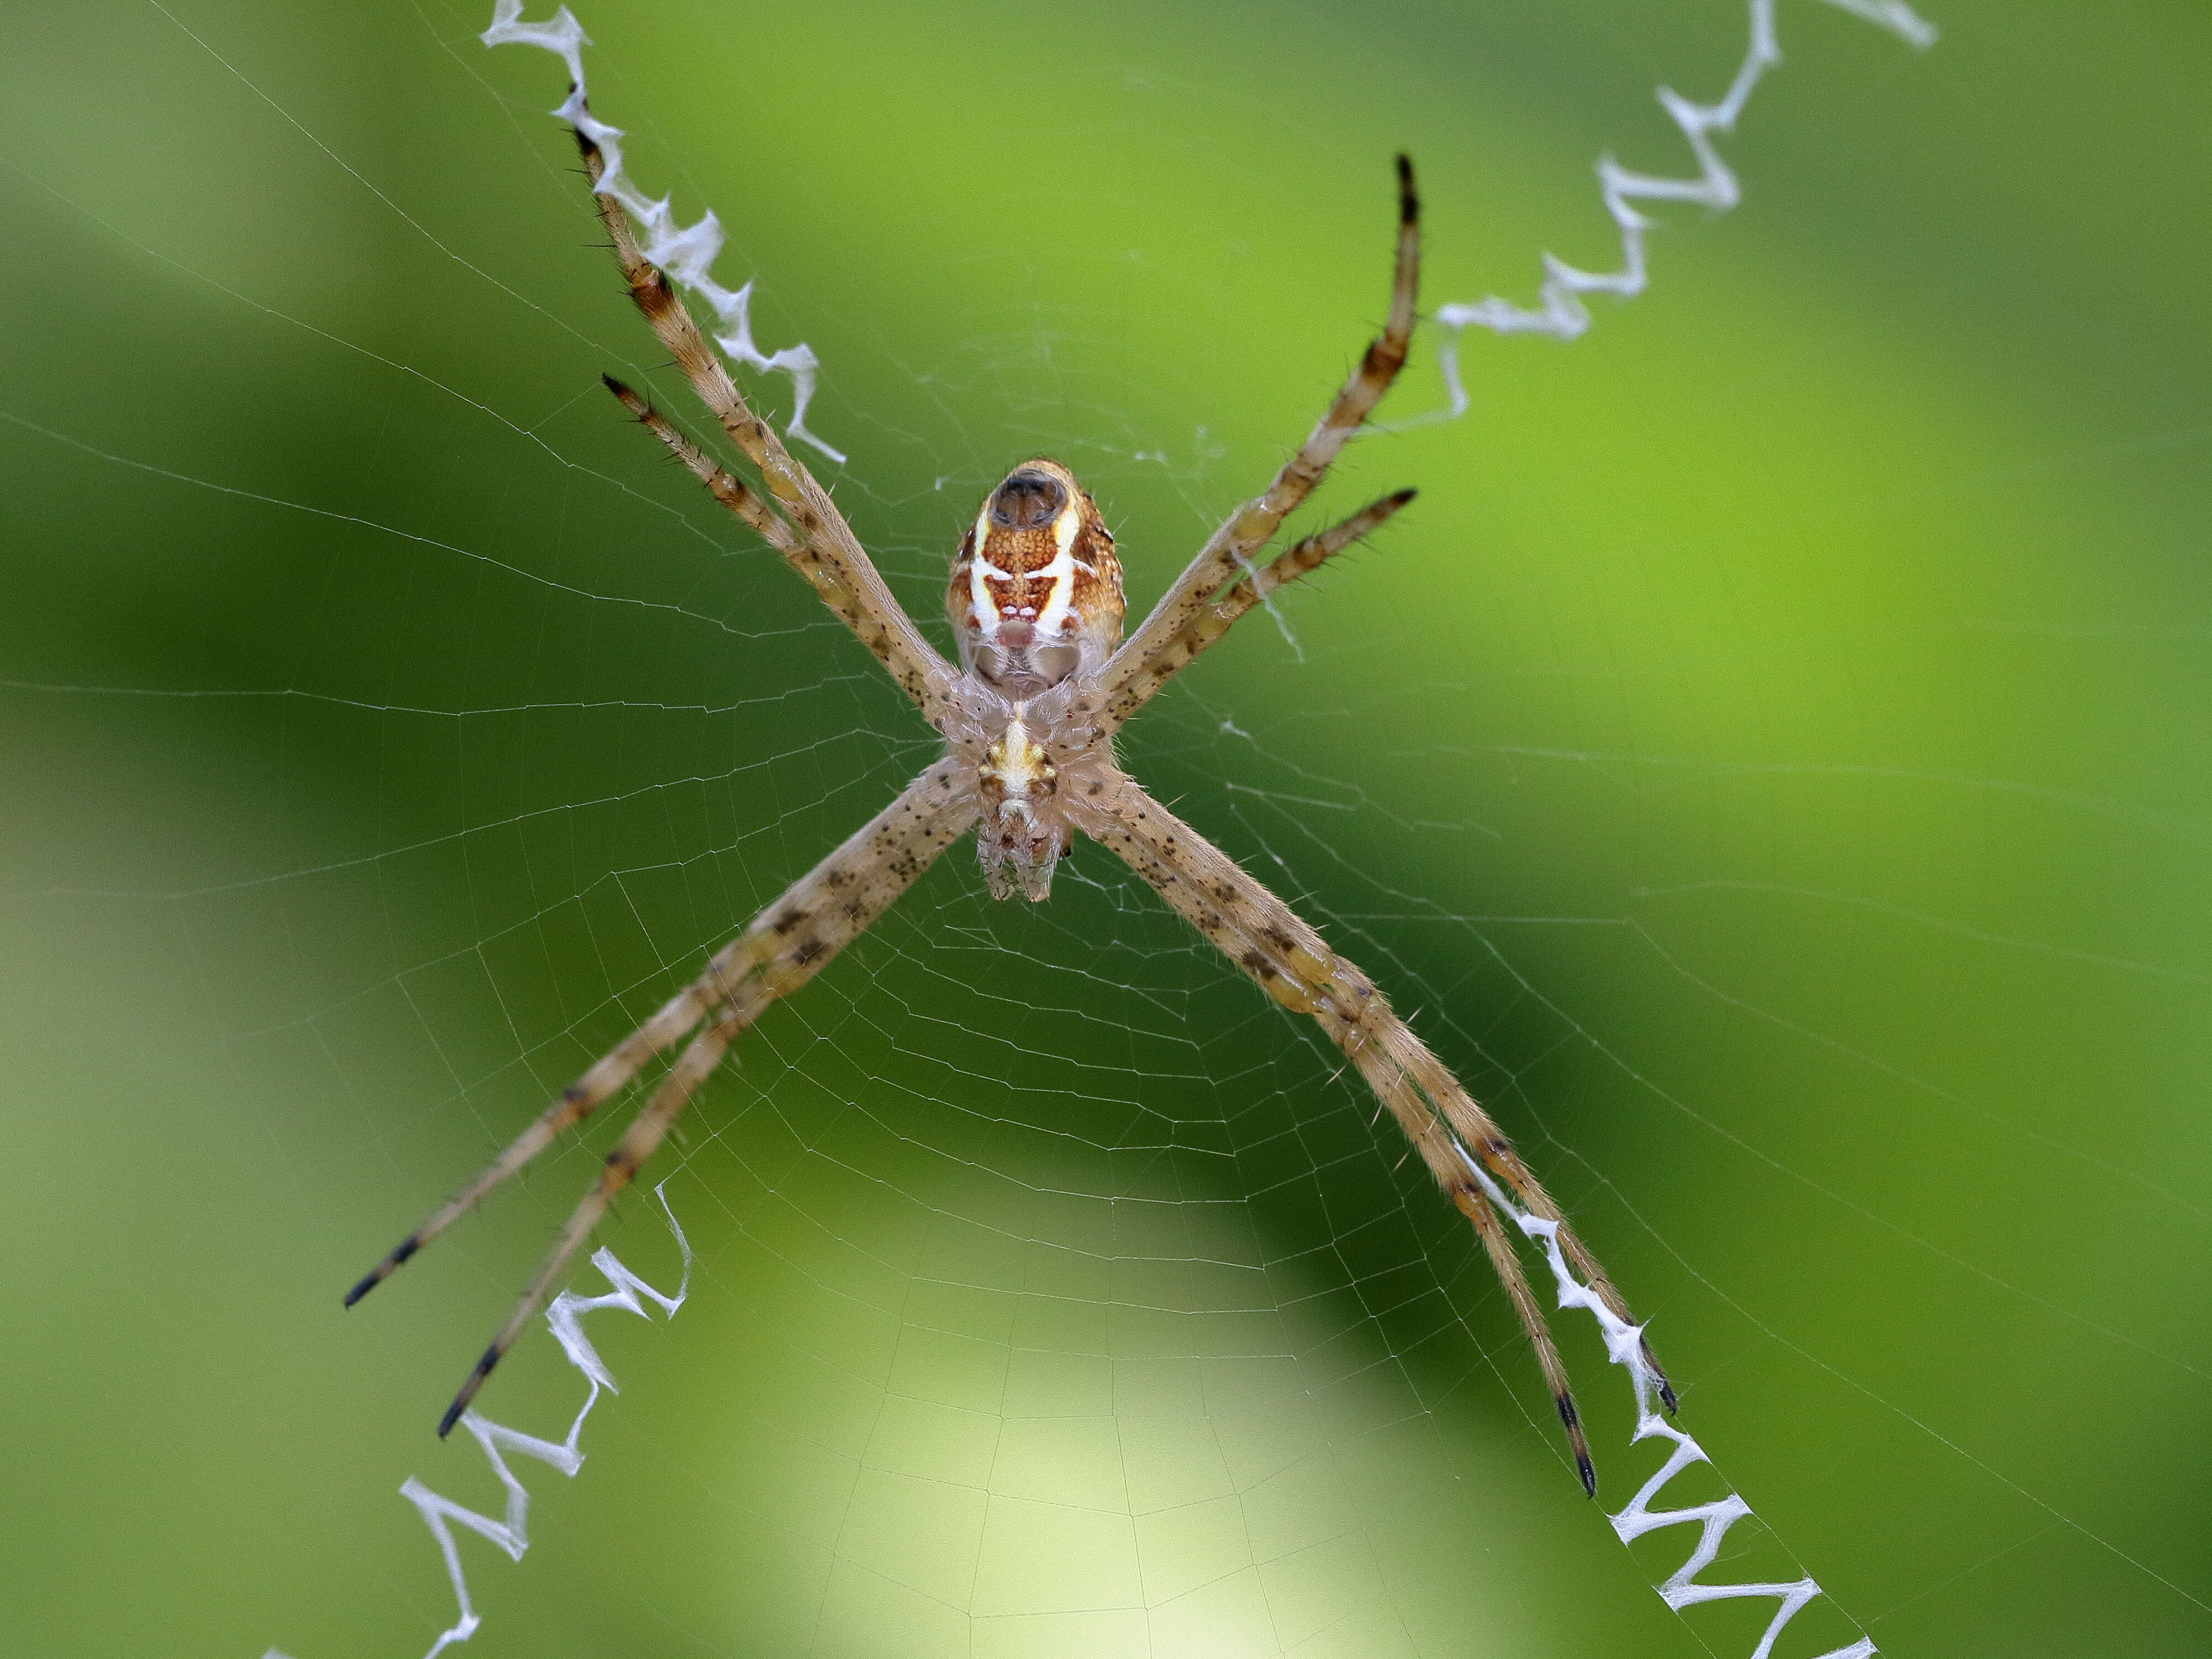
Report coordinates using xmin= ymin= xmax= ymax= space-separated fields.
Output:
xmin=944 ymin=459 xmax=1125 ymax=902
xmin=351 ymin=137 xmax=1672 ymax=1493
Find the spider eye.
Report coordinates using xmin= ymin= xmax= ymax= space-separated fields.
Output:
xmin=990 ymin=470 xmax=1067 ymax=530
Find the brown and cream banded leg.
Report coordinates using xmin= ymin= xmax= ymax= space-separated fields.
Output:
xmin=1101 ymin=155 xmax=1422 ymax=716
xmin=1065 ymin=766 xmax=1672 ymax=1494
xmin=575 ymin=123 xmax=958 ymax=724
xmin=1101 ymin=486 xmax=1420 ymax=727
xmin=349 ymin=757 xmax=977 ymax=1433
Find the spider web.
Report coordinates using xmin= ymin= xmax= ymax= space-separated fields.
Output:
xmin=2 ymin=2 xmax=2209 ymax=1657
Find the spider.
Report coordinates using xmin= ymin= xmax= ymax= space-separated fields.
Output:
xmin=346 ymin=123 xmax=1674 ymax=1495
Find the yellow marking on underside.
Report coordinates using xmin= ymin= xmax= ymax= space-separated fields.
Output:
xmin=987 ymin=716 xmax=1054 ymax=797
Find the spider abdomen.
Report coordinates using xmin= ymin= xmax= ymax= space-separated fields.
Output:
xmin=948 ymin=457 xmax=1123 ymax=697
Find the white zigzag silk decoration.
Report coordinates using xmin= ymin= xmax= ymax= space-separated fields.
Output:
xmin=1426 ymin=15 xmax=1940 ymax=1633
xmin=262 ymin=1184 xmax=691 ymax=1659
xmin=481 ymin=0 xmax=847 ymax=462
xmin=266 ymin=4 xmax=1941 ymax=1652
xmin=1425 ymin=0 xmax=1937 ymax=423
xmin=1459 ymin=1149 xmax=1878 ymax=1658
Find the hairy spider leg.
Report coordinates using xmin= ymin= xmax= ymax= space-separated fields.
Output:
xmin=358 ymin=132 xmax=1669 ymax=1485
xmin=1082 ymin=154 xmax=1674 ymax=1430
xmin=601 ymin=375 xmax=802 ymax=557
xmin=1104 ymin=155 xmax=1420 ymax=706
xmin=576 ymin=121 xmax=957 ymax=724
xmin=1068 ymin=766 xmax=1672 ymax=1490
xmin=1102 ymin=487 xmax=1418 ymax=727
xmin=348 ymin=759 xmax=977 ymax=1432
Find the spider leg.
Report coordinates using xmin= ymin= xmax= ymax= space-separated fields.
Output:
xmin=1382 ymin=1018 xmax=1676 ymax=1414
xmin=601 ymin=375 xmax=800 ymax=558
xmin=603 ymin=375 xmax=929 ymax=640
xmin=441 ymin=1013 xmax=735 ymax=1434
xmin=575 ymin=126 xmax=957 ymax=724
xmin=345 ymin=757 xmax=979 ymax=1430
xmin=1101 ymin=488 xmax=1416 ymax=727
xmin=1069 ymin=768 xmax=1669 ymax=1490
xmin=1449 ymin=1173 xmax=1599 ymax=1495
xmin=343 ymin=980 xmax=712 ymax=1307
xmin=1103 ymin=155 xmax=1419 ymax=714
xmin=1321 ymin=1020 xmax=1597 ymax=1490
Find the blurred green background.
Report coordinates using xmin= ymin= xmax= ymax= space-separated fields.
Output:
xmin=2 ymin=1 xmax=2208 ymax=1655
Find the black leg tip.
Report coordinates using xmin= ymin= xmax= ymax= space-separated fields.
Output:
xmin=1557 ymin=1392 xmax=1595 ymax=1495
xmin=342 ymin=1236 xmax=417 ymax=1307
xmin=436 ymin=1345 xmax=505 ymax=1438
xmin=1394 ymin=154 xmax=1418 ymax=224
xmin=601 ymin=372 xmax=645 ymax=413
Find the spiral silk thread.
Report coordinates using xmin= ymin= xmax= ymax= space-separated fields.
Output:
xmin=481 ymin=1 xmax=846 ymax=463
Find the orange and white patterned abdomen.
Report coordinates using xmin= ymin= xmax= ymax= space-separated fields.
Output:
xmin=946 ymin=457 xmax=1123 ymax=695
